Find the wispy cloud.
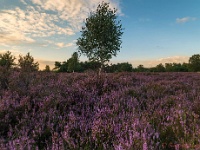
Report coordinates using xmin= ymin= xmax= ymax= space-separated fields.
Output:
xmin=0 ymin=32 xmax=35 ymax=45
xmin=0 ymin=6 xmax=74 ymax=46
xmin=55 ymin=42 xmax=74 ymax=48
xmin=30 ymin=0 xmax=122 ymax=30
xmin=0 ymin=0 xmax=122 ymax=47
xmin=36 ymin=59 xmax=55 ymax=70
xmin=0 ymin=49 xmax=24 ymax=62
xmin=20 ymin=0 xmax=27 ymax=5
xmin=0 ymin=49 xmax=10 ymax=54
xmin=157 ymin=56 xmax=189 ymax=63
xmin=176 ymin=17 xmax=197 ymax=24
xmin=55 ymin=43 xmax=65 ymax=48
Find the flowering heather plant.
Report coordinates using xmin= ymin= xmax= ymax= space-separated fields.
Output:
xmin=0 ymin=72 xmax=200 ymax=149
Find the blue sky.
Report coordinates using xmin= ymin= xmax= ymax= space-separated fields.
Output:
xmin=0 ymin=0 xmax=200 ymax=69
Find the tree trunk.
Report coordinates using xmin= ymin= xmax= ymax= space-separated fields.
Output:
xmin=98 ymin=66 xmax=101 ymax=77
xmin=98 ymin=63 xmax=104 ymax=77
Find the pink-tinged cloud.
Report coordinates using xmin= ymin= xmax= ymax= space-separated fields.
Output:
xmin=129 ymin=56 xmax=189 ymax=67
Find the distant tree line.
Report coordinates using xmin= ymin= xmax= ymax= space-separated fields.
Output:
xmin=133 ymin=54 xmax=200 ymax=72
xmin=0 ymin=51 xmax=39 ymax=71
xmin=0 ymin=51 xmax=39 ymax=89
xmin=1 ymin=51 xmax=200 ymax=74
xmin=53 ymin=52 xmax=133 ymax=73
xmin=133 ymin=63 xmax=189 ymax=72
xmin=2 ymin=3 xmax=199 ymax=75
xmin=53 ymin=53 xmax=200 ymax=73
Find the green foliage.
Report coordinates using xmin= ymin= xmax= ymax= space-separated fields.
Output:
xmin=67 ymin=52 xmax=79 ymax=72
xmin=165 ymin=63 xmax=189 ymax=72
xmin=44 ymin=65 xmax=51 ymax=72
xmin=133 ymin=63 xmax=189 ymax=72
xmin=76 ymin=2 xmax=123 ymax=73
xmin=53 ymin=52 xmax=80 ymax=73
xmin=105 ymin=62 xmax=133 ymax=72
xmin=0 ymin=51 xmax=15 ymax=89
xmin=60 ymin=62 xmax=68 ymax=72
xmin=0 ymin=51 xmax=15 ymax=69
xmin=155 ymin=63 xmax=166 ymax=72
xmin=53 ymin=61 xmax=68 ymax=72
xmin=18 ymin=52 xmax=39 ymax=72
xmin=79 ymin=61 xmax=101 ymax=72
xmin=189 ymin=54 xmax=200 ymax=72
xmin=54 ymin=61 xmax=62 ymax=70
xmin=182 ymin=63 xmax=189 ymax=72
xmin=149 ymin=63 xmax=166 ymax=72
xmin=134 ymin=65 xmax=148 ymax=72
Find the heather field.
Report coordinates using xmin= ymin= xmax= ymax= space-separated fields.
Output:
xmin=0 ymin=72 xmax=200 ymax=150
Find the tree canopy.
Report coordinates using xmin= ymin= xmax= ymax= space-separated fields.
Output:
xmin=67 ymin=52 xmax=79 ymax=73
xmin=0 ymin=51 xmax=15 ymax=69
xmin=18 ymin=52 xmax=39 ymax=72
xmin=76 ymin=2 xmax=123 ymax=75
xmin=189 ymin=54 xmax=200 ymax=72
xmin=44 ymin=65 xmax=51 ymax=72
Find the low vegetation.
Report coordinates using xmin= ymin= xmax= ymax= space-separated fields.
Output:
xmin=0 ymin=1 xmax=200 ymax=149
xmin=0 ymin=72 xmax=200 ymax=149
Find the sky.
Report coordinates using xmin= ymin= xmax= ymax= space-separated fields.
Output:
xmin=0 ymin=0 xmax=200 ymax=69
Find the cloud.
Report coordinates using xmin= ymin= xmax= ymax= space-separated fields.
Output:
xmin=36 ymin=59 xmax=55 ymax=70
xmin=130 ymin=56 xmax=189 ymax=68
xmin=176 ymin=17 xmax=197 ymax=24
xmin=55 ymin=42 xmax=74 ymax=48
xmin=66 ymin=43 xmax=74 ymax=47
xmin=30 ymin=0 xmax=122 ymax=31
xmin=0 ymin=6 xmax=75 ymax=45
xmin=20 ymin=0 xmax=27 ymax=5
xmin=0 ymin=50 xmax=9 ymax=54
xmin=0 ymin=49 xmax=23 ymax=64
xmin=55 ymin=42 xmax=65 ymax=48
xmin=157 ymin=56 xmax=189 ymax=62
xmin=0 ymin=0 xmax=122 ymax=46
xmin=0 ymin=32 xmax=35 ymax=45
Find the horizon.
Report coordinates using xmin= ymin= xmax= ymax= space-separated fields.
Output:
xmin=0 ymin=0 xmax=199 ymax=69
